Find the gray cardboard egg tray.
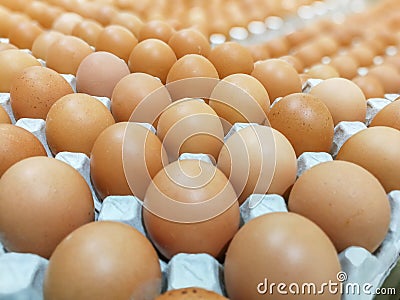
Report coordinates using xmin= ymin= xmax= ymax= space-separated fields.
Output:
xmin=0 ymin=75 xmax=400 ymax=299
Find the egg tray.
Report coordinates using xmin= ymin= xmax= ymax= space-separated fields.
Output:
xmin=1 ymin=79 xmax=400 ymax=299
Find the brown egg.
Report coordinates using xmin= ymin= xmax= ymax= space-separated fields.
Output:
xmin=384 ymin=54 xmax=400 ymax=72
xmin=46 ymin=93 xmax=115 ymax=156
xmin=352 ymin=75 xmax=385 ymax=99
xmin=10 ymin=66 xmax=73 ymax=120
xmin=31 ymin=31 xmax=64 ymax=60
xmin=251 ymin=58 xmax=302 ymax=102
xmin=0 ymin=106 xmax=11 ymax=124
xmin=0 ymin=156 xmax=94 ymax=258
xmin=24 ymin=1 xmax=63 ymax=29
xmin=217 ymin=126 xmax=297 ymax=204
xmin=0 ymin=42 xmax=17 ymax=51
xmin=76 ymin=52 xmax=130 ymax=99
xmin=337 ymin=126 xmax=400 ymax=192
xmin=128 ymin=39 xmax=177 ymax=84
xmin=0 ymin=12 xmax=28 ymax=37
xmin=268 ymin=93 xmax=334 ymax=156
xmin=110 ymin=11 xmax=143 ymax=37
xmin=247 ymin=44 xmax=270 ymax=62
xmin=293 ymin=43 xmax=323 ymax=67
xmin=348 ymin=45 xmax=375 ymax=67
xmin=138 ymin=20 xmax=175 ymax=43
xmin=156 ymin=288 xmax=228 ymax=299
xmin=111 ymin=72 xmax=172 ymax=123
xmin=157 ymin=98 xmax=224 ymax=161
xmin=208 ymin=42 xmax=254 ymax=78
xmin=43 ymin=221 xmax=161 ymax=300
xmin=96 ymin=25 xmax=138 ymax=63
xmin=306 ymin=64 xmax=339 ymax=79
xmin=309 ymin=78 xmax=366 ymax=125
xmin=71 ymin=20 xmax=103 ymax=46
xmin=209 ymin=73 xmax=270 ymax=130
xmin=264 ymin=37 xmax=290 ymax=58
xmin=0 ymin=124 xmax=46 ymax=176
xmin=168 ymin=28 xmax=210 ymax=59
xmin=46 ymin=35 xmax=93 ymax=75
xmin=143 ymin=159 xmax=240 ymax=259
xmin=368 ymin=64 xmax=400 ymax=93
xmin=0 ymin=49 xmax=41 ymax=92
xmin=370 ymin=100 xmax=400 ymax=130
xmin=289 ymin=160 xmax=390 ymax=252
xmin=91 ymin=122 xmax=167 ymax=200
xmin=224 ymin=212 xmax=341 ymax=300
xmin=279 ymin=55 xmax=304 ymax=73
xmin=52 ymin=12 xmax=83 ymax=34
xmin=329 ymin=55 xmax=359 ymax=79
xmin=8 ymin=21 xmax=43 ymax=50
xmin=91 ymin=3 xmax=118 ymax=26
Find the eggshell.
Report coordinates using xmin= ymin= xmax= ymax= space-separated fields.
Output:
xmin=10 ymin=66 xmax=73 ymax=120
xmin=76 ymin=51 xmax=130 ymax=99
xmin=156 ymin=288 xmax=228 ymax=299
xmin=352 ymin=75 xmax=385 ymax=99
xmin=8 ymin=20 xmax=43 ymax=50
xmin=143 ymin=159 xmax=240 ymax=259
xmin=309 ymin=78 xmax=366 ymax=125
xmin=45 ymin=93 xmax=115 ymax=156
xmin=337 ymin=126 xmax=400 ymax=192
xmin=251 ymin=58 xmax=302 ymax=103
xmin=0 ymin=106 xmax=11 ymax=124
xmin=43 ymin=221 xmax=162 ymax=300
xmin=368 ymin=64 xmax=400 ymax=93
xmin=0 ymin=156 xmax=94 ymax=258
xmin=71 ymin=19 xmax=103 ymax=46
xmin=31 ymin=31 xmax=64 ymax=61
xmin=289 ymin=160 xmax=390 ymax=253
xmin=168 ymin=28 xmax=210 ymax=59
xmin=0 ymin=124 xmax=46 ymax=177
xmin=138 ymin=20 xmax=176 ymax=43
xmin=110 ymin=11 xmax=143 ymax=37
xmin=0 ymin=49 xmax=41 ymax=92
xmin=370 ymin=100 xmax=400 ymax=130
xmin=268 ymin=93 xmax=334 ymax=156
xmin=128 ymin=39 xmax=177 ymax=84
xmin=224 ymin=212 xmax=341 ymax=300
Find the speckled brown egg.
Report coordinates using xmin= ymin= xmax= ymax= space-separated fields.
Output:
xmin=168 ymin=28 xmax=210 ymax=59
xmin=10 ymin=66 xmax=73 ymax=120
xmin=0 ymin=106 xmax=11 ymax=124
xmin=31 ymin=31 xmax=64 ymax=61
xmin=268 ymin=93 xmax=334 ymax=156
xmin=370 ymin=100 xmax=400 ymax=130
xmin=8 ymin=20 xmax=43 ymax=50
xmin=352 ymin=75 xmax=385 ymax=99
xmin=46 ymin=93 xmax=115 ymax=156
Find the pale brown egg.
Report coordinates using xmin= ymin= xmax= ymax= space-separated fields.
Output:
xmin=0 ymin=42 xmax=17 ymax=51
xmin=306 ymin=64 xmax=339 ymax=79
xmin=46 ymin=35 xmax=93 ymax=75
xmin=337 ymin=126 xmax=400 ymax=192
xmin=268 ymin=93 xmax=334 ymax=156
xmin=368 ymin=64 xmax=400 ymax=94
xmin=52 ymin=12 xmax=83 ymax=35
xmin=71 ymin=20 xmax=103 ymax=46
xmin=128 ymin=39 xmax=177 ymax=83
xmin=8 ymin=21 xmax=43 ymax=50
xmin=279 ymin=55 xmax=304 ymax=73
xmin=0 ymin=124 xmax=46 ymax=176
xmin=329 ymin=55 xmax=359 ymax=79
xmin=138 ymin=20 xmax=175 ymax=43
xmin=217 ymin=125 xmax=297 ymax=204
xmin=0 ymin=49 xmax=41 ymax=92
xmin=76 ymin=51 xmax=130 ymax=99
xmin=289 ymin=160 xmax=390 ymax=253
xmin=352 ymin=75 xmax=385 ymax=99
xmin=10 ymin=66 xmax=73 ymax=120
xmin=110 ymin=11 xmax=143 ymax=37
xmin=370 ymin=100 xmax=400 ymax=130
xmin=0 ymin=12 xmax=28 ymax=37
xmin=251 ymin=58 xmax=302 ymax=102
xmin=96 ymin=25 xmax=138 ymax=63
xmin=168 ymin=28 xmax=210 ymax=59
xmin=208 ymin=42 xmax=254 ymax=78
xmin=309 ymin=78 xmax=366 ymax=125
xmin=111 ymin=72 xmax=172 ymax=123
xmin=31 ymin=30 xmax=64 ymax=60
xmin=348 ymin=45 xmax=375 ymax=67
xmin=0 ymin=156 xmax=94 ymax=258
xmin=46 ymin=93 xmax=115 ymax=156
xmin=225 ymin=212 xmax=341 ymax=300
xmin=44 ymin=221 xmax=161 ymax=300
xmin=143 ymin=159 xmax=240 ymax=259
xmin=0 ymin=106 xmax=10 ymax=124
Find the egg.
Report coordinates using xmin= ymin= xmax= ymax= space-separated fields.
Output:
xmin=251 ymin=58 xmax=302 ymax=103
xmin=46 ymin=93 xmax=115 ymax=156
xmin=24 ymin=1 xmax=63 ymax=29
xmin=0 ymin=106 xmax=11 ymax=124
xmin=157 ymin=98 xmax=224 ymax=161
xmin=128 ymin=39 xmax=177 ymax=83
xmin=279 ymin=55 xmax=304 ymax=73
xmin=268 ymin=93 xmax=334 ymax=156
xmin=0 ymin=124 xmax=46 ymax=176
xmin=247 ymin=44 xmax=270 ymax=62
xmin=31 ymin=30 xmax=64 ymax=60
xmin=306 ymin=64 xmax=339 ymax=79
xmin=46 ymin=35 xmax=93 ymax=75
xmin=289 ymin=160 xmax=390 ymax=253
xmin=76 ymin=52 xmax=130 ymax=99
xmin=208 ymin=42 xmax=254 ymax=78
xmin=110 ymin=11 xmax=143 ymax=37
xmin=264 ymin=37 xmax=290 ymax=58
xmin=370 ymin=100 xmax=400 ymax=130
xmin=156 ymin=288 xmax=228 ymax=299
xmin=348 ymin=45 xmax=375 ymax=67
xmin=96 ymin=25 xmax=138 ymax=63
xmin=0 ymin=156 xmax=94 ymax=258
xmin=336 ymin=126 xmax=400 ymax=193
xmin=10 ymin=66 xmax=73 ymax=120
xmin=0 ymin=42 xmax=17 ymax=51
xmin=352 ymin=75 xmax=385 ymax=99
xmin=309 ymin=78 xmax=366 ymax=125
xmin=143 ymin=159 xmax=240 ymax=259
xmin=329 ymin=55 xmax=359 ymax=79
xmin=52 ymin=12 xmax=83 ymax=35
xmin=43 ymin=221 xmax=162 ymax=300
xmin=224 ymin=212 xmax=341 ymax=300
xmin=71 ymin=19 xmax=103 ymax=46
xmin=138 ymin=20 xmax=176 ymax=43
xmin=0 ymin=49 xmax=41 ymax=92
xmin=368 ymin=64 xmax=400 ymax=93
xmin=217 ymin=125 xmax=297 ymax=204
xmin=111 ymin=72 xmax=172 ymax=123
xmin=8 ymin=20 xmax=43 ymax=50
xmin=0 ymin=12 xmax=28 ymax=37
xmin=168 ymin=28 xmax=210 ymax=59
xmin=293 ymin=43 xmax=323 ymax=67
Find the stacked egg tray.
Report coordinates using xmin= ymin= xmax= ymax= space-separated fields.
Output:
xmin=0 ymin=71 xmax=399 ymax=299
